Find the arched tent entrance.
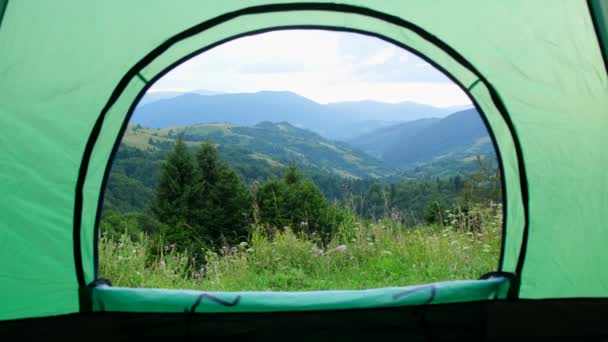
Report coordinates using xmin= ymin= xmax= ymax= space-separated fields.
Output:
xmin=0 ymin=1 xmax=607 ymax=339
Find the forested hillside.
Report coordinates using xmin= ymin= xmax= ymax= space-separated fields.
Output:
xmin=103 ymin=117 xmax=500 ymax=228
xmin=104 ymin=121 xmax=387 ymax=214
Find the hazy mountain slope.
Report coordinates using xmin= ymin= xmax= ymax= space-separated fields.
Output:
xmin=349 ymin=109 xmax=493 ymax=167
xmin=347 ymin=118 xmax=440 ymax=158
xmin=383 ymin=109 xmax=493 ymax=166
xmin=131 ymin=91 xmax=329 ymax=129
xmin=325 ymin=100 xmax=465 ymax=122
xmin=131 ymin=91 xmax=468 ymax=140
xmin=138 ymin=89 xmax=223 ymax=105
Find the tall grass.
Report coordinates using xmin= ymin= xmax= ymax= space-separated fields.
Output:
xmin=99 ymin=203 xmax=502 ymax=291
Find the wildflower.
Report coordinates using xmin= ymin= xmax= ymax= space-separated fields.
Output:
xmin=239 ymin=241 xmax=248 ymax=247
xmin=317 ymin=249 xmax=324 ymax=255
xmin=335 ymin=245 xmax=347 ymax=252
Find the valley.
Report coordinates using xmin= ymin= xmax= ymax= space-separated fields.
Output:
xmin=105 ymin=97 xmax=499 ymax=223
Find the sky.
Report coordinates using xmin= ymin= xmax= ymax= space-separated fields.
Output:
xmin=149 ymin=30 xmax=471 ymax=107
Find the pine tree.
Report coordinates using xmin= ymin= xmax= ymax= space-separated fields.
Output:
xmin=284 ymin=163 xmax=303 ymax=185
xmin=191 ymin=142 xmax=252 ymax=246
xmin=256 ymin=164 xmax=342 ymax=241
xmin=151 ymin=136 xmax=195 ymax=227
xmin=362 ymin=183 xmax=386 ymax=220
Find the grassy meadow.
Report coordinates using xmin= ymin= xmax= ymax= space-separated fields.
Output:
xmin=99 ymin=204 xmax=501 ymax=291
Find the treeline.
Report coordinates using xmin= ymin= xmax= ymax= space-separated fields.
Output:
xmin=102 ymin=137 xmax=501 ymax=260
xmin=104 ymin=143 xmax=499 ymax=216
xmin=104 ymin=138 xmax=349 ymax=261
xmin=347 ymin=155 xmax=501 ymax=225
xmin=152 ymin=139 xmax=252 ymax=253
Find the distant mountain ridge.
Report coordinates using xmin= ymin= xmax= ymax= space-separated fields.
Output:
xmin=324 ymin=100 xmax=461 ymax=122
xmin=138 ymin=89 xmax=223 ymax=105
xmin=347 ymin=118 xmax=440 ymax=159
xmin=348 ymin=108 xmax=494 ymax=167
xmin=131 ymin=91 xmax=471 ymax=140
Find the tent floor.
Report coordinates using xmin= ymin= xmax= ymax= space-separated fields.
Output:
xmin=1 ymin=299 xmax=607 ymax=341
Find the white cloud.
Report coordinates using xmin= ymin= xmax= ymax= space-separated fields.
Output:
xmin=150 ymin=30 xmax=471 ymax=107
xmin=360 ymin=48 xmax=396 ymax=67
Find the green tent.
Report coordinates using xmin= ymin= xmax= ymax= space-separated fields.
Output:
xmin=0 ymin=0 xmax=606 ymax=339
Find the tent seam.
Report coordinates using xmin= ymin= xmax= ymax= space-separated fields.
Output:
xmin=136 ymin=72 xmax=149 ymax=84
xmin=0 ymin=0 xmax=8 ymax=30
xmin=467 ymin=78 xmax=481 ymax=91
xmin=588 ymin=0 xmax=608 ymax=76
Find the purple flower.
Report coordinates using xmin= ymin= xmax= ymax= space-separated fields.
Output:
xmin=335 ymin=245 xmax=347 ymax=252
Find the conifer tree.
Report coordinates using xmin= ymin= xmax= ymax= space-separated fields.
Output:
xmin=192 ymin=142 xmax=252 ymax=246
xmin=256 ymin=164 xmax=342 ymax=241
xmin=151 ymin=136 xmax=195 ymax=227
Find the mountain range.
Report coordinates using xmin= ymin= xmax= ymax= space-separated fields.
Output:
xmin=138 ymin=89 xmax=223 ymax=105
xmin=108 ymin=109 xmax=496 ymax=213
xmin=348 ymin=108 xmax=493 ymax=167
xmin=131 ymin=91 xmax=470 ymax=140
xmin=125 ymin=106 xmax=493 ymax=178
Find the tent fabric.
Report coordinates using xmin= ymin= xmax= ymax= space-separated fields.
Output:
xmin=0 ymin=0 xmax=606 ymax=330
